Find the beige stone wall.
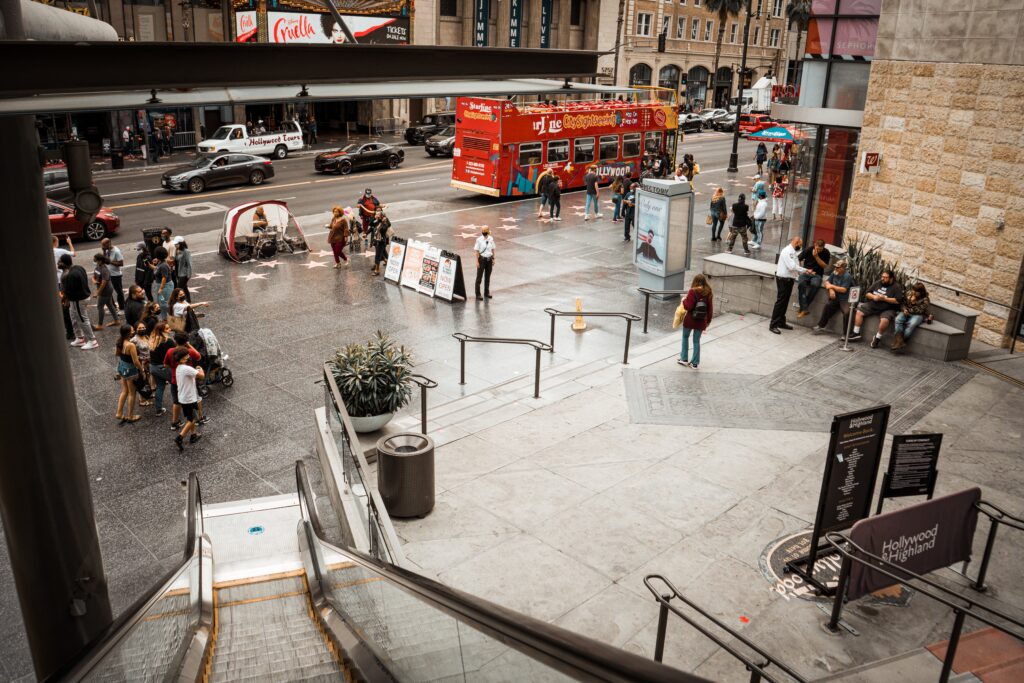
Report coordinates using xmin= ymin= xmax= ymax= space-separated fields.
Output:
xmin=845 ymin=59 xmax=1024 ymax=347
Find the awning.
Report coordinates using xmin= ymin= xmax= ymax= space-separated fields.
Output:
xmin=0 ymin=78 xmax=634 ymax=116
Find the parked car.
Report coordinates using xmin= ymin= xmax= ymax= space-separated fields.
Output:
xmin=48 ymin=199 xmax=120 ymax=241
xmin=738 ymin=114 xmax=776 ymax=136
xmin=699 ymin=108 xmax=730 ymax=128
xmin=161 ymin=153 xmax=274 ymax=194
xmin=196 ymin=122 xmax=304 ymax=159
xmin=424 ymin=125 xmax=456 ymax=157
xmin=679 ymin=114 xmax=704 ymax=134
xmin=714 ymin=113 xmax=738 ymax=132
xmin=404 ymin=112 xmax=456 ymax=145
xmin=314 ymin=143 xmax=405 ymax=175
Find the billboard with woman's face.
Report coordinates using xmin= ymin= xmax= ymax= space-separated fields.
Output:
xmin=233 ymin=0 xmax=410 ymax=44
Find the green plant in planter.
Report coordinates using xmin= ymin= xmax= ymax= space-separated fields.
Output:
xmin=330 ymin=332 xmax=413 ymax=418
xmin=844 ymin=233 xmax=911 ymax=290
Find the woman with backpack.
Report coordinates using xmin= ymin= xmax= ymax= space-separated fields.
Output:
xmin=676 ymin=274 xmax=714 ymax=369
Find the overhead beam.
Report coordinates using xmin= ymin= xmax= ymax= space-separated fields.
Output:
xmin=0 ymin=42 xmax=599 ymax=98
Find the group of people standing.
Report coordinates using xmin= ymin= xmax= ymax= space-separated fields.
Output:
xmin=708 ymin=176 xmax=787 ymax=254
xmin=326 ymin=189 xmax=394 ymax=275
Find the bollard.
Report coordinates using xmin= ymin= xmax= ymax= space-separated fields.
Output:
xmin=572 ymin=297 xmax=587 ymax=331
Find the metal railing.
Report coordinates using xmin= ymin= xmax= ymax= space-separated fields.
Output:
xmin=543 ymin=308 xmax=641 ymax=364
xmin=824 ymin=531 xmax=1024 ymax=683
xmin=173 ymin=130 xmax=196 ymax=149
xmin=408 ymin=373 xmax=438 ymax=434
xmin=913 ymin=275 xmax=1024 ymax=354
xmin=296 ymin=460 xmax=701 ymax=682
xmin=322 ymin=363 xmax=406 ymax=565
xmin=644 ymin=575 xmax=807 ymax=683
xmin=961 ymin=500 xmax=1024 ymax=592
xmin=453 ymin=333 xmax=552 ymax=399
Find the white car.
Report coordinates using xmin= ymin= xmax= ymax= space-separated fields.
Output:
xmin=197 ymin=122 xmax=304 ymax=159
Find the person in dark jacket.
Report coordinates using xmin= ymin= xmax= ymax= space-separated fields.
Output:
xmin=755 ymin=142 xmax=768 ymax=176
xmin=547 ymin=177 xmax=562 ymax=221
xmin=134 ymin=242 xmax=154 ymax=301
xmin=678 ymin=274 xmax=714 ymax=369
xmin=622 ymin=181 xmax=635 ymax=241
xmin=709 ymin=188 xmax=727 ymax=242
xmin=59 ymin=254 xmax=98 ymax=349
xmin=124 ymin=285 xmax=146 ymax=329
xmin=726 ymin=194 xmax=752 ymax=256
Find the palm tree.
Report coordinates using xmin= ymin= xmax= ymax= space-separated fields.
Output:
xmin=785 ymin=0 xmax=813 ymax=87
xmin=705 ymin=0 xmax=745 ymax=108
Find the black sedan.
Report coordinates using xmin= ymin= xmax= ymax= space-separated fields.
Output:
xmin=425 ymin=126 xmax=456 ymax=157
xmin=679 ymin=114 xmax=704 ymax=134
xmin=161 ymin=154 xmax=274 ymax=194
xmin=314 ymin=143 xmax=405 ymax=175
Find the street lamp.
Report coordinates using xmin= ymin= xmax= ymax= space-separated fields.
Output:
xmin=727 ymin=0 xmax=755 ymax=173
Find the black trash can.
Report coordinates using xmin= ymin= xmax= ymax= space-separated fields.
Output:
xmin=142 ymin=227 xmax=166 ymax=256
xmin=376 ymin=433 xmax=434 ymax=518
xmin=110 ymin=150 xmax=124 ymax=170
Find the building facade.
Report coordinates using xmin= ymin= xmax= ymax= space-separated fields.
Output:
xmin=619 ymin=0 xmax=793 ymax=108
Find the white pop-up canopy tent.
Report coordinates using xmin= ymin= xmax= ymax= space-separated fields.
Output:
xmin=219 ymin=200 xmax=308 ymax=262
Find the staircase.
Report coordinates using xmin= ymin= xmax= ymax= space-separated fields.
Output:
xmin=210 ymin=573 xmax=344 ymax=682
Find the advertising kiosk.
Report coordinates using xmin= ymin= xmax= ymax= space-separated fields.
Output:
xmin=633 ymin=177 xmax=694 ymax=295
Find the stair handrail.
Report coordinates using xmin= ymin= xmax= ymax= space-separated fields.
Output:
xmin=543 ymin=308 xmax=641 ymax=363
xmin=643 ymin=574 xmax=808 ymax=683
xmin=55 ymin=474 xmax=209 ymax=683
xmin=408 ymin=373 xmax=438 ymax=434
xmin=452 ymin=332 xmax=552 ymax=399
xmin=295 ymin=460 xmax=702 ymax=683
xmin=963 ymin=500 xmax=1024 ymax=592
xmin=637 ymin=274 xmax=771 ymax=333
xmin=824 ymin=531 xmax=1024 ymax=683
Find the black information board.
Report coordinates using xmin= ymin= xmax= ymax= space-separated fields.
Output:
xmin=786 ymin=405 xmax=890 ymax=594
xmin=875 ymin=433 xmax=942 ymax=513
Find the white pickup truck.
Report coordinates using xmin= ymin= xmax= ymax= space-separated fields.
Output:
xmin=197 ymin=122 xmax=305 ymax=159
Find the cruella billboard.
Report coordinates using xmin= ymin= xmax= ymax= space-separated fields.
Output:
xmin=233 ymin=0 xmax=411 ymax=45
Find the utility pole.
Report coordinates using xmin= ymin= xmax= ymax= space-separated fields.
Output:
xmin=613 ymin=0 xmax=626 ymax=86
xmin=727 ymin=0 xmax=754 ymax=173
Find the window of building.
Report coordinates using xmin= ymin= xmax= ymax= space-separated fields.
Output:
xmin=570 ymin=0 xmax=582 ymax=26
xmin=622 ymin=133 xmax=641 ymax=158
xmin=690 ymin=18 xmax=699 ymax=40
xmin=547 ymin=139 xmax=569 ymax=163
xmin=772 ymin=0 xmax=782 ymax=17
xmin=518 ymin=142 xmax=542 ymax=166
xmin=574 ymin=137 xmax=595 ymax=164
xmin=753 ymin=26 xmax=760 ymax=45
xmin=629 ymin=63 xmax=652 ymax=85
xmin=440 ymin=0 xmax=457 ymax=17
xmin=679 ymin=0 xmax=685 ymax=5
xmin=704 ymin=19 xmax=713 ymax=41
xmin=769 ymin=28 xmax=780 ymax=47
xmin=636 ymin=12 xmax=652 ymax=36
xmin=643 ymin=131 xmax=663 ymax=155
xmin=677 ymin=17 xmax=686 ymax=39
xmin=659 ymin=64 xmax=680 ymax=90
xmin=599 ymin=135 xmax=619 ymax=161
xmin=756 ymin=0 xmax=762 ymax=14
xmin=693 ymin=0 xmax=701 ymax=6
xmin=730 ymin=22 xmax=737 ymax=43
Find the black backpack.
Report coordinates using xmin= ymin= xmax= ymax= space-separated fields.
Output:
xmin=691 ymin=296 xmax=708 ymax=321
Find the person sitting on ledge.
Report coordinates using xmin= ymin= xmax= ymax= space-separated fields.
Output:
xmin=812 ymin=260 xmax=855 ymax=334
xmin=891 ymin=282 xmax=932 ymax=353
xmin=796 ymin=239 xmax=831 ymax=318
xmin=848 ymin=270 xmax=904 ymax=348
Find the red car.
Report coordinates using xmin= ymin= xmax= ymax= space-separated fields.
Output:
xmin=738 ymin=114 xmax=775 ymax=136
xmin=47 ymin=199 xmax=120 ymax=241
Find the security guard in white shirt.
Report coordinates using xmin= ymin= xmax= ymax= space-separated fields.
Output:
xmin=474 ymin=226 xmax=496 ymax=300
xmin=770 ymin=237 xmax=813 ymax=334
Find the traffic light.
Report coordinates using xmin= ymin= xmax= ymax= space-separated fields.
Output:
xmin=61 ymin=141 xmax=103 ymax=226
xmin=657 ymin=23 xmax=667 ymax=52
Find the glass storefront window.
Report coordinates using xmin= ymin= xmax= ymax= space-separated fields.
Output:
xmin=826 ymin=61 xmax=871 ymax=110
xmin=785 ymin=124 xmax=819 ymax=243
xmin=807 ymin=127 xmax=859 ymax=247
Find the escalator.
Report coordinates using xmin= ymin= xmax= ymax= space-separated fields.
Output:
xmin=59 ymin=464 xmax=702 ymax=683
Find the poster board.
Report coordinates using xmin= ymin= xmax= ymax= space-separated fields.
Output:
xmin=434 ymin=250 xmax=467 ymax=302
xmin=383 ymin=236 xmax=406 ymax=282
xmin=400 ymin=240 xmax=427 ymax=289
xmin=417 ymin=246 xmax=441 ymax=296
xmin=876 ymin=433 xmax=942 ymax=513
xmin=787 ymin=405 xmax=890 ymax=594
xmin=634 ymin=191 xmax=669 ymax=276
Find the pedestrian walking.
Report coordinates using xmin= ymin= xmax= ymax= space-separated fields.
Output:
xmin=768 ymin=149 xmax=782 ymax=184
xmin=675 ymin=274 xmax=714 ymax=369
xmin=121 ymin=126 xmax=132 ymax=153
xmin=708 ymin=188 xmax=727 ymax=242
xmin=114 ymin=324 xmax=144 ymax=424
xmin=357 ymin=189 xmax=380 ymax=243
xmin=583 ymin=166 xmax=603 ymax=220
xmin=60 ymin=254 xmax=99 ymax=350
xmin=771 ymin=178 xmax=786 ymax=219
xmin=308 ymin=115 xmax=318 ymax=145
xmin=166 ymin=332 xmax=205 ymax=430
xmin=175 ymin=240 xmax=193 ymax=302
xmin=769 ymin=237 xmax=813 ymax=334
xmin=726 ymin=194 xmax=752 ymax=256
xmin=755 ymin=142 xmax=768 ymax=176
xmin=370 ymin=208 xmax=393 ymax=276
xmin=173 ymin=348 xmax=205 ymax=452
xmin=474 ymin=226 xmax=495 ymax=300
xmin=683 ymin=154 xmax=697 ymax=183
xmin=622 ymin=180 xmax=635 ymax=241
xmin=101 ymin=238 xmax=125 ymax=311
xmin=134 ymin=242 xmax=154 ymax=302
xmin=327 ymin=206 xmax=350 ymax=267
xmin=53 ymin=235 xmax=76 ymax=340
xmin=92 ymin=254 xmax=120 ymax=329
xmin=548 ymin=177 xmax=562 ymax=221
xmin=535 ymin=168 xmax=555 ymax=218
xmin=751 ymin=191 xmax=769 ymax=248
xmin=610 ymin=176 xmax=624 ymax=222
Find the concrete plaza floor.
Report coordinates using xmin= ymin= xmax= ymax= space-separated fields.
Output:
xmin=1 ymin=170 xmax=1021 ymax=679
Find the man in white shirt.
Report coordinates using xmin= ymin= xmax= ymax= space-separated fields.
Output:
xmin=770 ymin=237 xmax=813 ymax=334
xmin=173 ymin=348 xmax=206 ymax=452
xmin=53 ymin=235 xmax=76 ymax=340
xmin=473 ymin=226 xmax=496 ymax=301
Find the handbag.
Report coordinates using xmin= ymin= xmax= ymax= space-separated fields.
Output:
xmin=672 ymin=302 xmax=687 ymax=329
xmin=168 ymin=315 xmax=186 ymax=332
xmin=705 ymin=215 xmax=713 ymax=225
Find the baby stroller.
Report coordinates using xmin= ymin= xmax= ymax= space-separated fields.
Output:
xmin=190 ymin=327 xmax=233 ymax=397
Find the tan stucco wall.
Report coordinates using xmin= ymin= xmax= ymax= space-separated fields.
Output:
xmin=845 ymin=59 xmax=1024 ymax=347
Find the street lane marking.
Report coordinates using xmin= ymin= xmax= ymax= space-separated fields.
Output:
xmin=398 ymin=178 xmax=438 ymax=185
xmin=104 ymin=188 xmax=162 ymax=197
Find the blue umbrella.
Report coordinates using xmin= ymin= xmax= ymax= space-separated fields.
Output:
xmin=747 ymin=125 xmax=799 ymax=142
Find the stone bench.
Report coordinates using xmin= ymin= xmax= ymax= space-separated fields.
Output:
xmin=702 ymin=253 xmax=978 ymax=362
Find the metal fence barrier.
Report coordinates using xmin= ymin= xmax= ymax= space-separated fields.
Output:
xmin=452 ymin=333 xmax=551 ymax=399
xmin=543 ymin=308 xmax=641 ymax=364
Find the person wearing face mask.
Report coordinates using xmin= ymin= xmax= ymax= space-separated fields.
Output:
xmin=473 ymin=226 xmax=496 ymax=301
xmin=357 ymin=188 xmax=381 ymax=246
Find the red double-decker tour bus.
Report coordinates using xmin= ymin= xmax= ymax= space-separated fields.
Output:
xmin=450 ymin=94 xmax=679 ymax=198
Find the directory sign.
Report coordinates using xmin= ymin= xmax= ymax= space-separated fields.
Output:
xmin=634 ymin=192 xmax=669 ymax=276
xmin=817 ymin=405 xmax=890 ymax=535
xmin=881 ymin=434 xmax=942 ymax=500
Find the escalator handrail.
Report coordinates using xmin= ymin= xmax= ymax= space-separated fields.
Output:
xmin=51 ymin=473 xmax=205 ymax=682
xmin=295 ymin=461 xmax=703 ymax=683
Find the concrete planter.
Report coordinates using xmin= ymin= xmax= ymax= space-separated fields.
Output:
xmin=349 ymin=412 xmax=395 ymax=433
